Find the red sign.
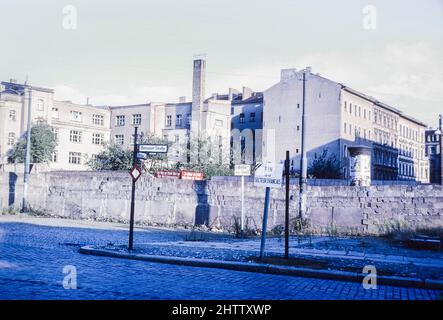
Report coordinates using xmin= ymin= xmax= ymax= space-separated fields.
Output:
xmin=129 ymin=166 xmax=142 ymax=182
xmin=180 ymin=170 xmax=205 ymax=181
xmin=155 ymin=170 xmax=181 ymax=178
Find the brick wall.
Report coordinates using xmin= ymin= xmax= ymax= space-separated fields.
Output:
xmin=1 ymin=171 xmax=442 ymax=235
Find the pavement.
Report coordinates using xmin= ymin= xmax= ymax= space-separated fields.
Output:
xmin=0 ymin=215 xmax=442 ymax=300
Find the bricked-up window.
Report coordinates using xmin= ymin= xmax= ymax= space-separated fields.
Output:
xmin=69 ymin=152 xmax=81 ymax=164
xmin=70 ymin=111 xmax=82 ymax=122
xmin=92 ymin=133 xmax=104 ymax=145
xmin=176 ymin=114 xmax=182 ymax=126
xmin=239 ymin=113 xmax=245 ymax=124
xmin=114 ymin=134 xmax=124 ymax=145
xmin=132 ymin=114 xmax=141 ymax=125
xmin=8 ymin=132 xmax=15 ymax=145
xmin=9 ymin=110 xmax=16 ymax=121
xmin=215 ymin=119 xmax=223 ymax=127
xmin=166 ymin=115 xmax=172 ymax=127
xmin=93 ymin=114 xmax=104 ymax=126
xmin=52 ymin=150 xmax=58 ymax=163
xmin=69 ymin=130 xmax=82 ymax=143
xmin=115 ymin=115 xmax=125 ymax=126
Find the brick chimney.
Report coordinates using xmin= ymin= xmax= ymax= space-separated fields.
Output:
xmin=191 ymin=58 xmax=206 ymax=138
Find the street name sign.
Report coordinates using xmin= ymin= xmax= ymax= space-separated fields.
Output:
xmin=138 ymin=144 xmax=168 ymax=153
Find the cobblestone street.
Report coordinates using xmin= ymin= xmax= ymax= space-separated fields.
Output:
xmin=0 ymin=219 xmax=441 ymax=300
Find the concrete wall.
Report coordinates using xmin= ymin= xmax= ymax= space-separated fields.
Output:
xmin=1 ymin=171 xmax=442 ymax=235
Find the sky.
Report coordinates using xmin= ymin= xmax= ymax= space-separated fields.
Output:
xmin=0 ymin=0 xmax=442 ymax=127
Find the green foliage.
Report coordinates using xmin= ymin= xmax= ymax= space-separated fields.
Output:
xmin=10 ymin=122 xmax=57 ymax=163
xmin=175 ymin=134 xmax=233 ymax=178
xmin=87 ymin=143 xmax=133 ymax=170
xmin=308 ymin=148 xmax=341 ymax=179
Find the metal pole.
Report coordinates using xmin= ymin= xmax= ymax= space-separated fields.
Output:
xmin=22 ymin=85 xmax=32 ymax=213
xmin=241 ymin=175 xmax=245 ymax=237
xmin=128 ymin=126 xmax=138 ymax=251
xmin=285 ymin=150 xmax=290 ymax=259
xmin=299 ymin=72 xmax=307 ymax=219
xmin=259 ymin=186 xmax=271 ymax=260
xmin=439 ymin=114 xmax=443 ymax=185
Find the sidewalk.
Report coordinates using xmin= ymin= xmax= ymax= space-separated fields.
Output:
xmin=80 ymin=235 xmax=443 ymax=290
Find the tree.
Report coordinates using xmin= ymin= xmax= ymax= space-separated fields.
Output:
xmin=87 ymin=143 xmax=133 ymax=171
xmin=176 ymin=133 xmax=233 ymax=178
xmin=308 ymin=148 xmax=341 ymax=179
xmin=87 ymin=134 xmax=171 ymax=172
xmin=10 ymin=123 xmax=57 ymax=163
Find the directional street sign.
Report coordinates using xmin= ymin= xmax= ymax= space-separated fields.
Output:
xmin=138 ymin=144 xmax=168 ymax=153
xmin=136 ymin=152 xmax=148 ymax=160
xmin=129 ymin=166 xmax=142 ymax=182
xmin=253 ymin=162 xmax=283 ymax=188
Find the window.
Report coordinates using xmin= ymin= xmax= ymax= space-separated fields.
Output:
xmin=297 ymin=125 xmax=300 ymax=131
xmin=343 ymin=145 xmax=348 ymax=158
xmin=68 ymin=152 xmax=81 ymax=165
xmin=297 ymin=103 xmax=300 ymax=109
xmin=344 ymin=101 xmax=347 ymax=112
xmin=7 ymin=132 xmax=15 ymax=145
xmin=115 ymin=134 xmax=124 ymax=145
xmin=174 ymin=135 xmax=180 ymax=143
xmin=344 ymin=122 xmax=347 ymax=134
xmin=52 ymin=127 xmax=59 ymax=143
xmin=92 ymin=133 xmax=104 ymax=145
xmin=52 ymin=151 xmax=58 ymax=163
xmin=349 ymin=103 xmax=352 ymax=114
xmin=215 ymin=119 xmax=223 ymax=126
xmin=52 ymin=107 xmax=59 ymax=119
xmin=186 ymin=114 xmax=191 ymax=125
xmin=70 ymin=111 xmax=82 ymax=122
xmin=239 ymin=113 xmax=245 ymax=124
xmin=115 ymin=115 xmax=125 ymax=126
xmin=176 ymin=114 xmax=182 ymax=126
xmin=69 ymin=130 xmax=82 ymax=143
xmin=37 ymin=99 xmax=44 ymax=111
xmin=166 ymin=115 xmax=172 ymax=127
xmin=132 ymin=114 xmax=141 ymax=125
xmin=93 ymin=114 xmax=104 ymax=126
xmin=9 ymin=110 xmax=16 ymax=121
xmin=249 ymin=112 xmax=256 ymax=122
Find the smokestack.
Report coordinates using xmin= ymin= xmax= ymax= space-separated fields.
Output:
xmin=191 ymin=58 xmax=206 ymax=138
xmin=228 ymin=88 xmax=239 ymax=101
xmin=242 ymin=87 xmax=253 ymax=100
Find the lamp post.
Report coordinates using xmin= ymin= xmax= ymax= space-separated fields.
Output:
xmin=22 ymin=85 xmax=32 ymax=212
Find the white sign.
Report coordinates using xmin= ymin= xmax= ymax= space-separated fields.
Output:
xmin=253 ymin=162 xmax=283 ymax=188
xmin=138 ymin=144 xmax=168 ymax=153
xmin=234 ymin=164 xmax=251 ymax=176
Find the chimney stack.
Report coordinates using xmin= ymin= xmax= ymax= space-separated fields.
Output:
xmin=191 ymin=58 xmax=206 ymax=138
xmin=179 ymin=96 xmax=186 ymax=103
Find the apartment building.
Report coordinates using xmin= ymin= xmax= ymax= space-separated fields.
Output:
xmin=0 ymin=80 xmax=111 ymax=171
xmin=263 ymin=68 xmax=430 ymax=183
xmin=426 ymin=115 xmax=442 ymax=184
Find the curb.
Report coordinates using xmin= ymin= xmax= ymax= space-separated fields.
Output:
xmin=79 ymin=246 xmax=443 ymax=290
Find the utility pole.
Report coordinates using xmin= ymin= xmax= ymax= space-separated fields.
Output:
xmin=284 ymin=150 xmax=290 ymax=259
xmin=22 ymin=84 xmax=32 ymax=213
xmin=440 ymin=114 xmax=443 ymax=185
xmin=299 ymin=72 xmax=307 ymax=219
xmin=128 ymin=126 xmax=138 ymax=251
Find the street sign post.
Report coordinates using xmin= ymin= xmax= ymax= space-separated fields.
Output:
xmin=234 ymin=164 xmax=251 ymax=236
xmin=128 ymin=127 xmax=139 ymax=251
xmin=254 ymin=162 xmax=284 ymax=259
